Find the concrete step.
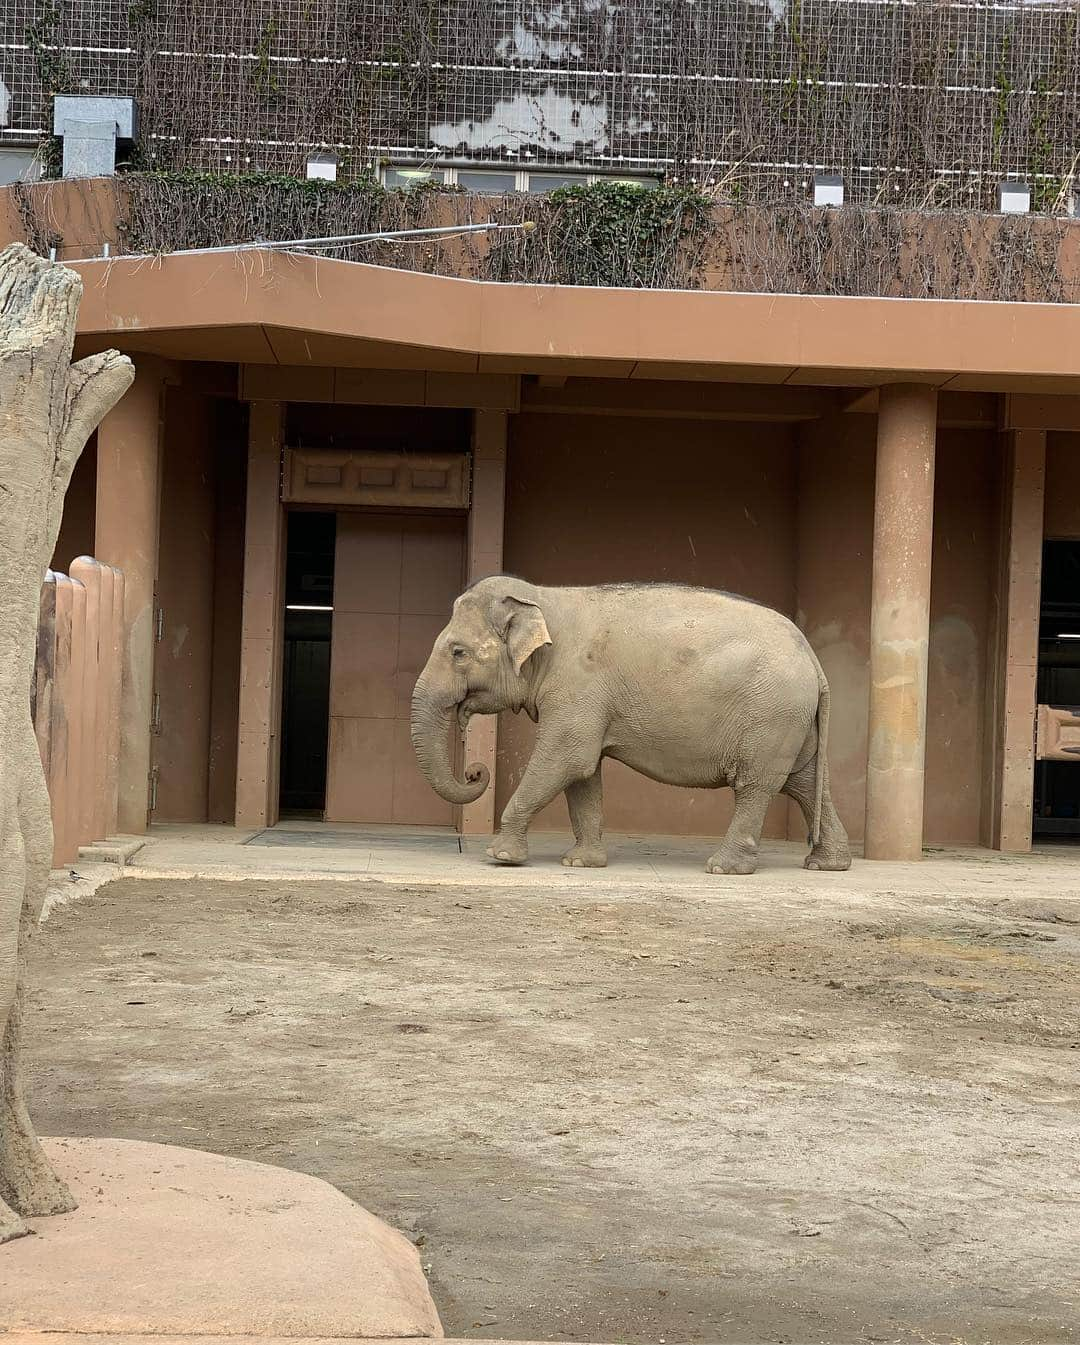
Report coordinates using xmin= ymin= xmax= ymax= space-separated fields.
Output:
xmin=76 ymin=835 xmax=145 ymax=869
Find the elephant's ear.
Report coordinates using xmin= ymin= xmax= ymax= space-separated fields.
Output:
xmin=499 ymin=596 xmax=552 ymax=674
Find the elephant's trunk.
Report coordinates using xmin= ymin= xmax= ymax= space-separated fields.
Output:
xmin=410 ymin=683 xmax=490 ymax=805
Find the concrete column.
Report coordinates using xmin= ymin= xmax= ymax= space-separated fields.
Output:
xmin=68 ymin=579 xmax=88 ymax=853
xmin=106 ymin=566 xmax=125 ymax=836
xmin=461 ymin=410 xmax=508 ymax=836
xmin=52 ymin=574 xmax=76 ymax=865
xmin=235 ymin=401 xmax=286 ymax=830
xmin=864 ymin=383 xmax=938 ymax=861
xmin=95 ymin=360 xmax=165 ymax=834
xmin=70 ymin=556 xmax=103 ymax=844
xmin=93 ymin=564 xmax=115 ymax=840
xmin=989 ymin=429 xmax=1046 ymax=851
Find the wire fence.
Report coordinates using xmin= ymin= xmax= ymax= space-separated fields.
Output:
xmin=2 ymin=1 xmax=1079 ymax=208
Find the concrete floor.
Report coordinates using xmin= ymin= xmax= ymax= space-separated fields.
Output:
xmin=59 ymin=816 xmax=1080 ymax=891
xmin=32 ymin=825 xmax=1080 ymax=1344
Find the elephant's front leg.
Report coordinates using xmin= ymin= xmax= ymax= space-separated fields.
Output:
xmin=562 ymin=770 xmax=607 ymax=868
xmin=487 ymin=722 xmax=601 ymax=865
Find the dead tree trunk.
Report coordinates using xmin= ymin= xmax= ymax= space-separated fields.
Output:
xmin=0 ymin=244 xmax=133 ymax=1242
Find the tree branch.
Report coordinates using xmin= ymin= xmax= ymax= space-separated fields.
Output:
xmin=50 ymin=351 xmax=135 ymax=538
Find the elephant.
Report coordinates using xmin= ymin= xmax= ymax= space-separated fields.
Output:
xmin=410 ymin=575 xmax=851 ymax=875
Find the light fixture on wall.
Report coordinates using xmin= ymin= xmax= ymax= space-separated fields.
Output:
xmin=305 ymin=152 xmax=341 ymax=182
xmin=812 ymin=173 xmax=844 ymax=207
xmin=997 ymin=180 xmax=1031 ymax=214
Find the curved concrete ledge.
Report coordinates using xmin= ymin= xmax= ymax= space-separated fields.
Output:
xmin=71 ymin=250 xmax=1080 ymax=391
xmin=0 ymin=1137 xmax=442 ymax=1339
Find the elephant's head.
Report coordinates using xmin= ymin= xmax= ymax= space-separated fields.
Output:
xmin=410 ymin=576 xmax=552 ymax=804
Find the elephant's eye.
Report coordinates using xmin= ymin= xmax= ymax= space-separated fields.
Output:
xmin=451 ymin=645 xmax=467 ymax=660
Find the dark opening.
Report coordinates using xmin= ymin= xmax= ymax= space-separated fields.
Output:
xmin=1034 ymin=540 xmax=1080 ymax=838
xmin=280 ymin=511 xmax=336 ymax=815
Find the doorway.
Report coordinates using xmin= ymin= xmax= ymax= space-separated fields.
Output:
xmin=1034 ymin=540 xmax=1080 ymax=838
xmin=325 ymin=512 xmax=465 ymax=825
xmin=280 ymin=511 xmax=335 ymax=815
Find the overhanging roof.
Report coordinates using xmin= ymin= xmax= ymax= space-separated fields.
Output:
xmin=72 ymin=249 xmax=1080 ymax=393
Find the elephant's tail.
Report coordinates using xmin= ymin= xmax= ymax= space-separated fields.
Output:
xmin=811 ymin=660 xmax=830 ymax=847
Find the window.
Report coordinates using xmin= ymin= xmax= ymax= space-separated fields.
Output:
xmin=456 ymin=169 xmax=518 ymax=193
xmin=0 ymin=149 xmax=41 ymax=186
xmin=384 ymin=166 xmax=449 ymax=190
xmin=380 ymin=163 xmax=660 ymax=194
xmin=526 ymin=172 xmax=582 ymax=193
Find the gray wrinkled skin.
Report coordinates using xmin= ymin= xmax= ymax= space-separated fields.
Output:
xmin=411 ymin=576 xmax=852 ymax=875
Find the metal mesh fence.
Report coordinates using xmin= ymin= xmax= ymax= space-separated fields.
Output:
xmin=2 ymin=0 xmax=1078 ymax=207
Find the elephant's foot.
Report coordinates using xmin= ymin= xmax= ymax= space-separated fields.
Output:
xmin=486 ymin=832 xmax=529 ymax=865
xmin=561 ymin=841 xmax=608 ymax=868
xmin=804 ymin=841 xmax=852 ymax=872
xmin=706 ymin=843 xmax=759 ymax=875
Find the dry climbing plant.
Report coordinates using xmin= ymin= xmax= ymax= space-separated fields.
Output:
xmin=10 ymin=173 xmax=1080 ymax=303
xmin=5 ymin=0 xmax=1080 ymax=211
xmin=0 ymin=244 xmax=133 ymax=1241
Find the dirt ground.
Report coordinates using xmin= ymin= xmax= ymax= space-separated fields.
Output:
xmin=24 ymin=866 xmax=1080 ymax=1344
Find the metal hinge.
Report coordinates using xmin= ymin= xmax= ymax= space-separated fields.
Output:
xmin=154 ymin=605 xmax=165 ymax=642
xmin=151 ymin=692 xmax=162 ymax=735
xmin=148 ymin=768 xmax=159 ymax=815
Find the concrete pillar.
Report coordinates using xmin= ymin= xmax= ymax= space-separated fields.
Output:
xmin=51 ymin=574 xmax=76 ymax=865
xmin=70 ymin=556 xmax=104 ymax=844
xmin=864 ymin=383 xmax=938 ymax=861
xmin=68 ymin=578 xmax=88 ymax=853
xmin=235 ymin=401 xmax=286 ymax=830
xmin=95 ymin=360 xmax=165 ymax=834
xmin=461 ymin=410 xmax=508 ymax=836
xmin=989 ymin=429 xmax=1046 ymax=851
xmin=106 ymin=566 xmax=125 ymax=836
xmin=93 ymin=564 xmax=115 ymax=840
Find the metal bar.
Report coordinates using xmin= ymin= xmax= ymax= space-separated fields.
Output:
xmin=64 ymin=220 xmax=535 ymax=266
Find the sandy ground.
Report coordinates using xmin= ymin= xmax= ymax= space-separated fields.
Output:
xmin=23 ymin=850 xmax=1080 ymax=1344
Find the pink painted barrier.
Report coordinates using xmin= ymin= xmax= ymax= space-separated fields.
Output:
xmin=34 ymin=559 xmax=125 ymax=868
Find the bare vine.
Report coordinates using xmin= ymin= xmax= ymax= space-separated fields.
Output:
xmin=10 ymin=0 xmax=1080 ymax=211
xmin=10 ymin=173 xmax=1080 ymax=302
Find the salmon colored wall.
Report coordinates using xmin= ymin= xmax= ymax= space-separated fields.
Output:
xmin=796 ymin=415 xmax=1000 ymax=847
xmin=52 ymin=437 xmax=97 ymax=573
xmin=925 ymin=430 xmax=1001 ymax=846
xmin=153 ymin=388 xmax=217 ymax=822
xmin=499 ymin=412 xmax=798 ymax=838
xmin=793 ymin=416 xmax=875 ymax=843
xmin=1044 ymin=432 xmax=1080 ymax=538
xmin=207 ymin=402 xmax=248 ymax=824
xmin=326 ymin=513 xmax=465 ymax=825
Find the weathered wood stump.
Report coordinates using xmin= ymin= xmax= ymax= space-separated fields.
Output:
xmin=0 ymin=243 xmax=134 ymax=1241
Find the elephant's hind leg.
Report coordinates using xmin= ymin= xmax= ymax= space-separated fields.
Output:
xmin=562 ymin=770 xmax=607 ymax=867
xmin=706 ymin=783 xmax=775 ymax=875
xmin=782 ymin=758 xmax=852 ymax=871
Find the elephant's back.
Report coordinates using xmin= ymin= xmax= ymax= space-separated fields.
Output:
xmin=557 ymin=582 xmax=820 ymax=715
xmin=581 ymin=581 xmax=803 ymax=647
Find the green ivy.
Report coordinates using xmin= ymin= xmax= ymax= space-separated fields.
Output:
xmin=523 ymin=181 xmax=713 ymax=288
xmin=254 ymin=16 xmax=281 ymax=98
